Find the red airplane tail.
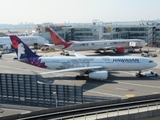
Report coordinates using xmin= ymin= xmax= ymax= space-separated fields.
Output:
xmin=47 ymin=28 xmax=65 ymax=45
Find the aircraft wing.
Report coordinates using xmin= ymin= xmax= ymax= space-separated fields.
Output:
xmin=40 ymin=66 xmax=104 ymax=75
xmin=72 ymin=50 xmax=86 ymax=57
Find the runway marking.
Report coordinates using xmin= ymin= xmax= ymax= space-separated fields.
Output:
xmin=153 ymin=92 xmax=160 ymax=94
xmin=85 ymin=90 xmax=124 ymax=98
xmin=66 ymin=75 xmax=74 ymax=76
xmin=119 ymin=71 xmax=135 ymax=75
xmin=118 ymin=81 xmax=160 ymax=89
xmin=116 ymin=88 xmax=128 ymax=91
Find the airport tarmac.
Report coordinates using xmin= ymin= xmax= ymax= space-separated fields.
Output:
xmin=1 ymin=50 xmax=160 ymax=98
xmin=0 ymin=49 xmax=160 ymax=117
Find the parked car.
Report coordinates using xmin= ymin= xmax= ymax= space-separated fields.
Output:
xmin=141 ymin=70 xmax=158 ymax=77
xmin=141 ymin=52 xmax=158 ymax=57
xmin=141 ymin=52 xmax=150 ymax=57
xmin=150 ymin=53 xmax=157 ymax=57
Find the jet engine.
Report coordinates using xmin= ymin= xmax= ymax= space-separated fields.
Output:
xmin=114 ymin=46 xmax=125 ymax=53
xmin=88 ymin=71 xmax=108 ymax=80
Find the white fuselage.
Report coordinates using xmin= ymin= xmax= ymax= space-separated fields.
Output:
xmin=54 ymin=39 xmax=146 ymax=51
xmin=37 ymin=56 xmax=156 ymax=71
xmin=0 ymin=36 xmax=49 ymax=46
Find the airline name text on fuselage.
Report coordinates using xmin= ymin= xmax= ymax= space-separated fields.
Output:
xmin=113 ymin=58 xmax=140 ymax=63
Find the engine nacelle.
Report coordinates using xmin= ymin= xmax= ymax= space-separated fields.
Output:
xmin=89 ymin=71 xmax=108 ymax=80
xmin=114 ymin=46 xmax=125 ymax=53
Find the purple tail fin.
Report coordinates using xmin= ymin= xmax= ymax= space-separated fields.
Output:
xmin=10 ymin=35 xmax=39 ymax=60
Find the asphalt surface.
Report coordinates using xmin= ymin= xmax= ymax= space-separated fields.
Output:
xmin=0 ymin=48 xmax=160 ymax=117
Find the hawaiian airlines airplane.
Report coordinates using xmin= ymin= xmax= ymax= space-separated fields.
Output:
xmin=47 ymin=28 xmax=146 ymax=55
xmin=0 ymin=36 xmax=49 ymax=49
xmin=10 ymin=35 xmax=157 ymax=81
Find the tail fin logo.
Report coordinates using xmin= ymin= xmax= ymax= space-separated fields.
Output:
xmin=11 ymin=39 xmax=25 ymax=59
xmin=18 ymin=43 xmax=25 ymax=59
xmin=12 ymin=39 xmax=19 ymax=48
xmin=10 ymin=35 xmax=39 ymax=60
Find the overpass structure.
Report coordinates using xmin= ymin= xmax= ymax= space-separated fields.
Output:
xmin=1 ymin=94 xmax=160 ymax=120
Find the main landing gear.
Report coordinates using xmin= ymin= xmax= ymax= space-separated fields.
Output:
xmin=75 ymin=72 xmax=86 ymax=80
xmin=75 ymin=75 xmax=85 ymax=80
xmin=60 ymin=50 xmax=69 ymax=56
xmin=135 ymin=71 xmax=143 ymax=77
xmin=95 ymin=50 xmax=101 ymax=53
xmin=139 ymin=48 xmax=142 ymax=52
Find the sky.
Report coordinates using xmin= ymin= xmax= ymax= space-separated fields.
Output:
xmin=0 ymin=0 xmax=160 ymax=24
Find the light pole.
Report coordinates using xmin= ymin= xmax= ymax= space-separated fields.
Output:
xmin=53 ymin=92 xmax=57 ymax=107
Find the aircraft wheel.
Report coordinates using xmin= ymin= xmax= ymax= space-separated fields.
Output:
xmin=95 ymin=50 xmax=101 ymax=53
xmin=136 ymin=73 xmax=143 ymax=77
xmin=75 ymin=75 xmax=85 ymax=80
xmin=135 ymin=73 xmax=139 ymax=77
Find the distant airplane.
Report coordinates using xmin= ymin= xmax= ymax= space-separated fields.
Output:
xmin=47 ymin=28 xmax=146 ymax=55
xmin=10 ymin=35 xmax=157 ymax=80
xmin=25 ymin=30 xmax=36 ymax=36
xmin=6 ymin=29 xmax=18 ymax=33
xmin=0 ymin=36 xmax=49 ymax=49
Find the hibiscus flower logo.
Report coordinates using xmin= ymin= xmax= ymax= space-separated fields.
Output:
xmin=29 ymin=57 xmax=47 ymax=68
xmin=12 ymin=39 xmax=19 ymax=48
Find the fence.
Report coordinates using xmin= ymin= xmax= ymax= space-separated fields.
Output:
xmin=0 ymin=73 xmax=83 ymax=107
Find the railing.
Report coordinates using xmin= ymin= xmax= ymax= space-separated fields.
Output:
xmin=64 ymin=102 xmax=160 ymax=120
xmin=16 ymin=98 xmax=160 ymax=120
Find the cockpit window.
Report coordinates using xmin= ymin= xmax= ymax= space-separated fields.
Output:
xmin=149 ymin=61 xmax=153 ymax=63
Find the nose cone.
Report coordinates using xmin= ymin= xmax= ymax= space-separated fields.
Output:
xmin=153 ymin=62 xmax=157 ymax=68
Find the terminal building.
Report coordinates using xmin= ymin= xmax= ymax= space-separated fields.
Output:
xmin=35 ymin=21 xmax=160 ymax=47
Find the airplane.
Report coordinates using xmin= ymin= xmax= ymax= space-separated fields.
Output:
xmin=47 ymin=28 xmax=146 ymax=55
xmin=6 ymin=29 xmax=18 ymax=33
xmin=0 ymin=36 xmax=49 ymax=50
xmin=9 ymin=35 xmax=157 ymax=81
